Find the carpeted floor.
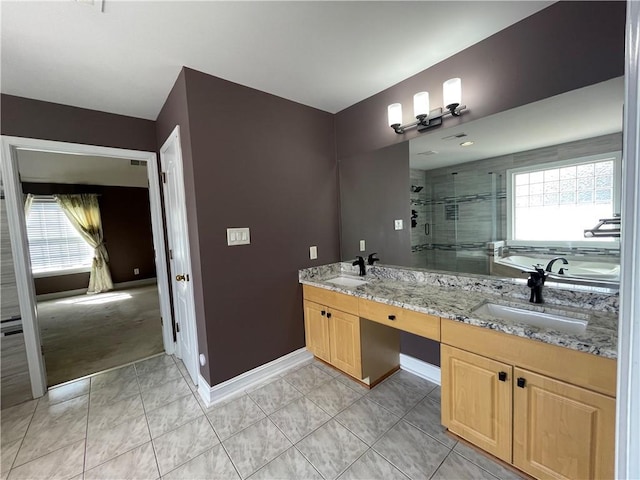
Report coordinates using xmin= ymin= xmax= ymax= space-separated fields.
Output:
xmin=37 ymin=284 xmax=164 ymax=386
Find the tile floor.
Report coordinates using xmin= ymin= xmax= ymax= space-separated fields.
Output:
xmin=0 ymin=354 xmax=525 ymax=480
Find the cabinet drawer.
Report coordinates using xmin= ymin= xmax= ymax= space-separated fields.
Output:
xmin=303 ymin=285 xmax=358 ymax=315
xmin=358 ymin=298 xmax=440 ymax=341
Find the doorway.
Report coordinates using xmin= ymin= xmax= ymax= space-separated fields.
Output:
xmin=1 ymin=136 xmax=175 ymax=397
xmin=17 ymin=150 xmax=164 ymax=385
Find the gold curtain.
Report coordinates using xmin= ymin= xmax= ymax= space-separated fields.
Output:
xmin=24 ymin=193 xmax=34 ymax=216
xmin=55 ymin=194 xmax=113 ymax=294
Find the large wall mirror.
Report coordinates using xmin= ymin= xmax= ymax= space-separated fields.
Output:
xmin=340 ymin=76 xmax=624 ymax=288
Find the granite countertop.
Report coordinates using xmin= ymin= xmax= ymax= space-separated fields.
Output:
xmin=299 ymin=263 xmax=618 ymax=359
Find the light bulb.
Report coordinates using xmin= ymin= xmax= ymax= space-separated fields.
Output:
xmin=443 ymin=78 xmax=462 ymax=109
xmin=387 ymin=103 xmax=403 ymax=127
xmin=413 ymin=92 xmax=430 ymax=118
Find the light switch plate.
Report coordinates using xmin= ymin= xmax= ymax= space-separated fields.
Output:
xmin=227 ymin=227 xmax=250 ymax=246
xmin=394 ymin=219 xmax=403 ymax=230
xmin=309 ymin=246 xmax=318 ymax=260
xmin=359 ymin=240 xmax=366 ymax=251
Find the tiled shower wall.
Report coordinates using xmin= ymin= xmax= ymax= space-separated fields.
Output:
xmin=410 ymin=132 xmax=622 ymax=274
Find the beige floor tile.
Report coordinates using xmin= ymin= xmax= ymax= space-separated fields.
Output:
xmin=84 ymin=441 xmax=159 ymax=480
xmin=7 ymin=439 xmax=84 ymax=480
xmin=152 ymin=415 xmax=219 ymax=476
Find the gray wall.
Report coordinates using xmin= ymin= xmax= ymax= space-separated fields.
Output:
xmin=158 ymin=68 xmax=341 ymax=386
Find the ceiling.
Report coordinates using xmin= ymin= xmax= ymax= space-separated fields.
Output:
xmin=17 ymin=150 xmax=149 ymax=188
xmin=1 ymin=1 xmax=552 ymax=120
xmin=409 ymin=76 xmax=624 ymax=171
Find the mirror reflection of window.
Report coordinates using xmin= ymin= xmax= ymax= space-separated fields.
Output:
xmin=508 ymin=152 xmax=621 ymax=244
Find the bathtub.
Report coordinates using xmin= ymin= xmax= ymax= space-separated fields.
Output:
xmin=495 ymin=255 xmax=620 ymax=283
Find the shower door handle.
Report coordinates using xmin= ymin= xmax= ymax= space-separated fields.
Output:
xmin=424 ymin=223 xmax=430 ymax=235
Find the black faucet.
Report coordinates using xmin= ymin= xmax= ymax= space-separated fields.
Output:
xmin=545 ymin=257 xmax=569 ymax=273
xmin=367 ymin=253 xmax=380 ymax=266
xmin=353 ymin=256 xmax=366 ymax=276
xmin=526 ymin=265 xmax=547 ymax=304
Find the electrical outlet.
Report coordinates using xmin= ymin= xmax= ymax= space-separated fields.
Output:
xmin=359 ymin=240 xmax=366 ymax=251
xmin=394 ymin=219 xmax=403 ymax=230
xmin=309 ymin=246 xmax=318 ymax=260
xmin=134 ymin=268 xmax=140 ymax=275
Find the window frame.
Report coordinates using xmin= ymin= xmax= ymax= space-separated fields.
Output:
xmin=506 ymin=151 xmax=622 ymax=248
xmin=25 ymin=195 xmax=94 ymax=278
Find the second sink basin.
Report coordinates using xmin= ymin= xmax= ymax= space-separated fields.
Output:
xmin=472 ymin=302 xmax=588 ymax=335
xmin=325 ymin=275 xmax=368 ymax=288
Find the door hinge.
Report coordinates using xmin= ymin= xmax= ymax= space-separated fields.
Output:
xmin=41 ymin=345 xmax=44 ymax=355
xmin=160 ymin=316 xmax=163 ymax=327
xmin=176 ymin=323 xmax=180 ymax=333
xmin=169 ymin=249 xmax=173 ymax=260
xmin=162 ymin=172 xmax=167 ymax=183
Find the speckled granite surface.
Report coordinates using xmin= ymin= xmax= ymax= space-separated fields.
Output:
xmin=299 ymin=263 xmax=618 ymax=359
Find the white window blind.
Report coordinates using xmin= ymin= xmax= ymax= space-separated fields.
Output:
xmin=26 ymin=197 xmax=94 ymax=275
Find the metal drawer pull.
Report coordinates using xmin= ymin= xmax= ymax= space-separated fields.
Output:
xmin=498 ymin=371 xmax=507 ymax=382
xmin=321 ymin=310 xmax=326 ymax=316
xmin=388 ymin=315 xmax=396 ymax=320
xmin=326 ymin=313 xmax=332 ymax=318
xmin=517 ymin=377 xmax=526 ymax=388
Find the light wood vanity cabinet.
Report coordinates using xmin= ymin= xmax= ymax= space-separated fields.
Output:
xmin=441 ymin=345 xmax=513 ymax=463
xmin=303 ymin=285 xmax=399 ymax=384
xmin=303 ymin=299 xmax=362 ymax=378
xmin=441 ymin=319 xmax=616 ymax=480
xmin=512 ymin=367 xmax=615 ymax=480
xmin=303 ymin=300 xmax=332 ymax=363
xmin=358 ymin=298 xmax=440 ymax=341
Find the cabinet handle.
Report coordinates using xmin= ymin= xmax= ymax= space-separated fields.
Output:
xmin=498 ymin=371 xmax=507 ymax=382
xmin=326 ymin=312 xmax=332 ymax=319
xmin=517 ymin=377 xmax=526 ymax=388
xmin=321 ymin=310 xmax=326 ymax=316
xmin=388 ymin=315 xmax=396 ymax=321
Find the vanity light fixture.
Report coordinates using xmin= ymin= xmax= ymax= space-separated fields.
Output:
xmin=388 ymin=78 xmax=467 ymax=134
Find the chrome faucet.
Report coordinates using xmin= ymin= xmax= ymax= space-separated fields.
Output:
xmin=545 ymin=257 xmax=569 ymax=273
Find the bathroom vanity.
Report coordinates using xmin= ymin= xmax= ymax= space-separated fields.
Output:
xmin=299 ymin=262 xmax=618 ymax=480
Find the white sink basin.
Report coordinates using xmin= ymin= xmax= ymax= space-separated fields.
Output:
xmin=472 ymin=303 xmax=588 ymax=335
xmin=325 ymin=276 xmax=368 ymax=288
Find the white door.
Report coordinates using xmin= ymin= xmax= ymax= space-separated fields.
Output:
xmin=160 ymin=126 xmax=199 ymax=385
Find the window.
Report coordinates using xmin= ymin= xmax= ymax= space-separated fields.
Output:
xmin=26 ymin=197 xmax=94 ymax=276
xmin=507 ymin=152 xmax=621 ymax=244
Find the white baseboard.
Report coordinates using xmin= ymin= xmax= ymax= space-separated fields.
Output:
xmin=400 ymin=353 xmax=441 ymax=385
xmin=36 ymin=277 xmax=157 ymax=301
xmin=197 ymin=347 xmax=313 ymax=408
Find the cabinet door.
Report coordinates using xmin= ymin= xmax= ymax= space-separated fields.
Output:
xmin=328 ymin=309 xmax=362 ymax=379
xmin=304 ymin=301 xmax=331 ymax=363
xmin=513 ymin=367 xmax=615 ymax=480
xmin=441 ymin=345 xmax=512 ymax=463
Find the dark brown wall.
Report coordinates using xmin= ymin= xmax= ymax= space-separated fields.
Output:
xmin=171 ymin=68 xmax=340 ymax=386
xmin=155 ymin=69 xmax=210 ymax=381
xmin=336 ymin=0 xmax=625 ymax=366
xmin=23 ymin=183 xmax=156 ymax=295
xmin=334 ymin=1 xmax=626 ymax=160
xmin=339 ymin=142 xmax=411 ymax=266
xmin=1 ymin=95 xmax=157 ymax=152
